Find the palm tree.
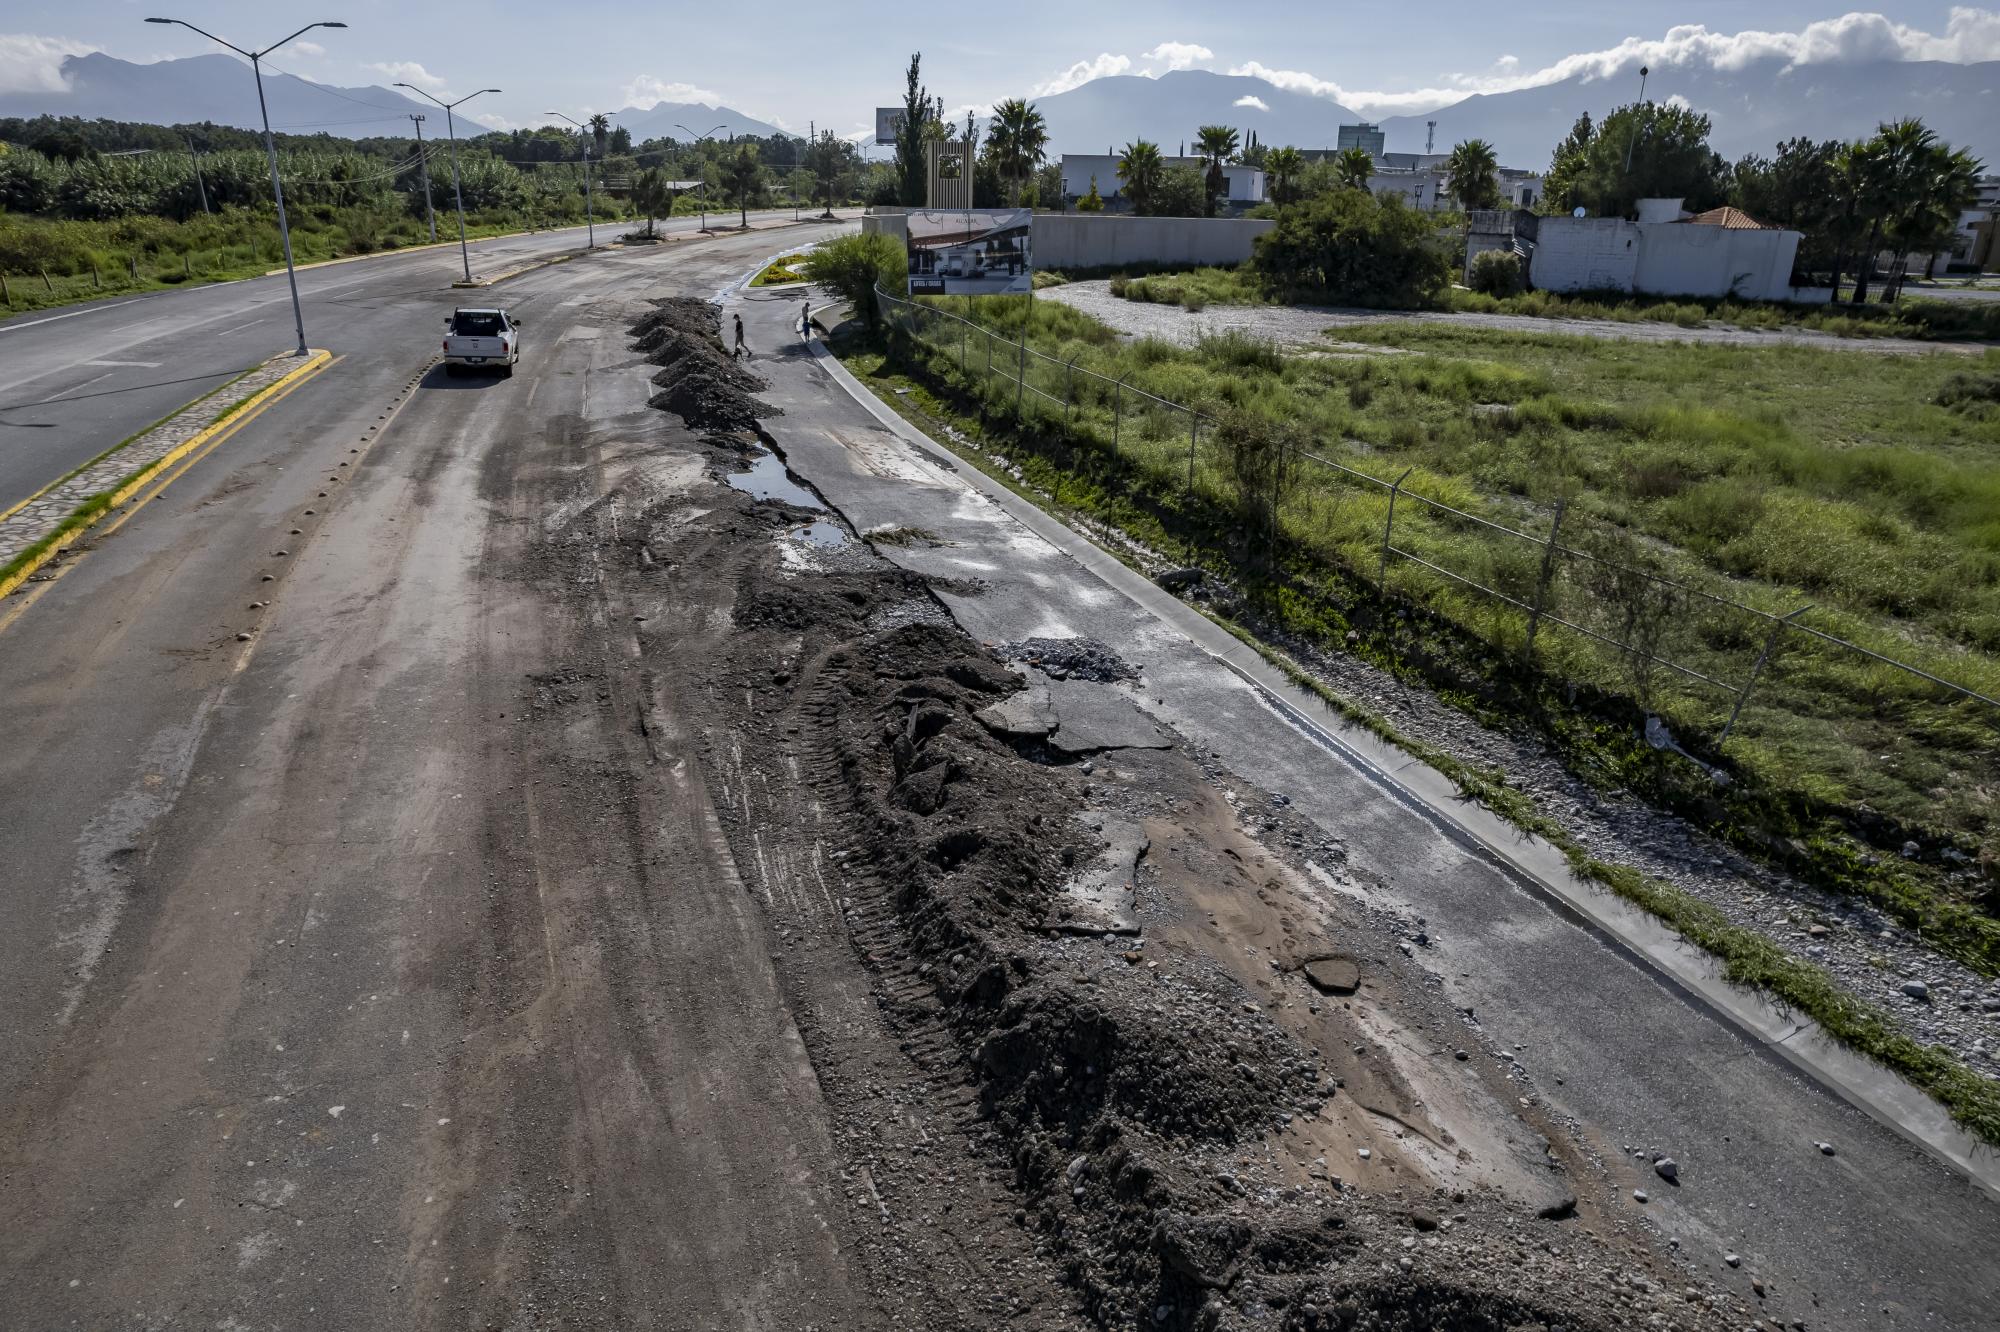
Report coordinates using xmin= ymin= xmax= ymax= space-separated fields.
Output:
xmin=1118 ymin=139 xmax=1164 ymax=214
xmin=1850 ymin=118 xmax=1935 ymax=304
xmin=1194 ymin=125 xmax=1240 ymax=216
xmin=1265 ymin=145 xmax=1305 ymax=207
xmin=986 ymin=98 xmax=1049 ymax=205
xmin=720 ymin=144 xmax=762 ymax=228
xmin=1443 ymin=139 xmax=1500 ymax=212
xmin=1886 ymin=141 xmax=1981 ymax=293
xmin=1334 ymin=146 xmax=1374 ymax=191
xmin=587 ymin=113 xmax=610 ymax=159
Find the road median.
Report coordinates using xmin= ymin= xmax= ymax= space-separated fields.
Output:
xmin=0 ymin=349 xmax=331 ymax=604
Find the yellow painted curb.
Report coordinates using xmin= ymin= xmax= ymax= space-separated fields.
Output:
xmin=0 ymin=350 xmax=332 ymax=602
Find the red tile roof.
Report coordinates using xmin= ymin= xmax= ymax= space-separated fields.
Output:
xmin=1678 ymin=206 xmax=1777 ymax=230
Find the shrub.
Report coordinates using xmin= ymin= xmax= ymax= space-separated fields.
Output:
xmin=1935 ymin=371 xmax=2000 ymax=413
xmin=1249 ymin=190 xmax=1449 ymax=309
xmin=1467 ymin=249 xmax=1523 ymax=297
xmin=800 ymin=232 xmax=907 ymax=330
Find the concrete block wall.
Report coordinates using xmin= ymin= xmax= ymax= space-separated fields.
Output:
xmin=865 ymin=210 xmax=1273 ymax=272
xmin=1529 ymin=217 xmax=1640 ymax=293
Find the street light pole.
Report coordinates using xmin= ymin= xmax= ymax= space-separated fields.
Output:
xmin=546 ymin=111 xmax=596 ymax=250
xmin=145 ymin=17 xmax=346 ymax=356
xmin=185 ymin=134 xmax=210 ymax=214
xmin=410 ymin=113 xmax=437 ymax=242
xmin=397 ymin=83 xmax=502 ymax=283
xmin=676 ymin=122 xmax=728 ymax=232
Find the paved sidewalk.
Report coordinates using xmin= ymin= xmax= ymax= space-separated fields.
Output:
xmin=0 ymin=352 xmax=308 ymax=570
xmin=1043 ymin=278 xmax=1993 ymax=356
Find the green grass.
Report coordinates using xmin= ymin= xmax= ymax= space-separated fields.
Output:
xmin=750 ymin=252 xmax=811 ymax=287
xmin=1102 ymin=262 xmax=2000 ymax=341
xmin=833 ymin=329 xmax=2000 ymax=1146
xmin=865 ymin=296 xmax=2000 ymax=965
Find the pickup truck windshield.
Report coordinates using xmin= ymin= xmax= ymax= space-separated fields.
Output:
xmin=451 ymin=312 xmax=505 ymax=337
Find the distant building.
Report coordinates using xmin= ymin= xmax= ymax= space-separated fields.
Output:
xmin=1517 ymin=198 xmax=1824 ymax=302
xmin=1057 ymin=153 xmax=1266 ymax=206
xmin=1336 ymin=123 xmax=1386 ymax=157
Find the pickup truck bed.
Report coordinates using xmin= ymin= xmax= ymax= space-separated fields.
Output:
xmin=442 ymin=308 xmax=521 ymax=377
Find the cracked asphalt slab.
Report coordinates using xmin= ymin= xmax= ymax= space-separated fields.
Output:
xmin=732 ymin=290 xmax=2000 ymax=1329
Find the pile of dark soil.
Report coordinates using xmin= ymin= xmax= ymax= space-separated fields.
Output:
xmin=794 ymin=619 xmax=1703 ymax=1332
xmin=629 ymin=297 xmax=781 ymax=433
xmin=999 ymin=636 xmax=1140 ymax=683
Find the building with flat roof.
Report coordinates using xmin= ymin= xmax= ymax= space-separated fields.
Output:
xmin=1057 ymin=154 xmax=1266 ymax=207
xmin=1336 ymin=123 xmax=1386 ymax=157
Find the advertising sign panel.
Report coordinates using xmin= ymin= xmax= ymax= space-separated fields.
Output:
xmin=904 ymin=208 xmax=1033 ymax=296
xmin=875 ymin=108 xmax=905 ymax=144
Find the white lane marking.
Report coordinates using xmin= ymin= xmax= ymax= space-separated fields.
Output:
xmin=85 ymin=359 xmax=164 ymax=368
xmin=0 ymin=298 xmax=151 ymax=335
xmin=214 ymin=320 xmax=268 ymax=337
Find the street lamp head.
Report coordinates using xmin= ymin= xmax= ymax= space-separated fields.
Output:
xmin=321 ymin=21 xmax=348 ymax=27
xmin=145 ymin=17 xmax=173 ymax=23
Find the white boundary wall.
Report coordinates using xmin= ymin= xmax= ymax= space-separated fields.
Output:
xmin=865 ymin=211 xmax=1273 ymax=271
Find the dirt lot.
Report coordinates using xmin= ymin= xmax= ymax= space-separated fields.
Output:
xmin=479 ymin=297 xmax=1763 ymax=1329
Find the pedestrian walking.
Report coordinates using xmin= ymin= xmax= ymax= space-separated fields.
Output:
xmin=800 ymin=300 xmax=812 ymax=341
xmin=733 ymin=312 xmax=747 ymax=359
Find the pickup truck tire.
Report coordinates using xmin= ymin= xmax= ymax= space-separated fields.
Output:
xmin=500 ymin=363 xmax=514 ymax=379
xmin=444 ymin=363 xmax=460 ymax=378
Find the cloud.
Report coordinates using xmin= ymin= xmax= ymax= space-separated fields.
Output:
xmin=368 ymin=60 xmax=445 ymax=91
xmin=472 ymin=112 xmax=512 ymax=131
xmin=1233 ymin=94 xmax=1270 ymax=111
xmin=290 ymin=40 xmax=326 ymax=58
xmin=1032 ymin=52 xmax=1131 ymax=97
xmin=621 ymin=74 xmax=722 ymax=110
xmin=0 ymin=33 xmax=98 ymax=94
xmin=1227 ymin=8 xmax=2000 ymax=118
xmin=1143 ymin=41 xmax=1214 ymax=72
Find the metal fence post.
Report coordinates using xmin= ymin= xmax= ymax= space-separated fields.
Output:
xmin=1065 ymin=354 xmax=1078 ymax=425
xmin=1379 ymin=467 xmax=1413 ymax=590
xmin=960 ymin=318 xmax=967 ymax=373
xmin=1523 ymin=497 xmax=1568 ymax=660
xmin=1721 ymin=605 xmax=1810 ymax=744
xmin=1017 ymin=334 xmax=1026 ymax=417
xmin=1113 ymin=373 xmax=1127 ymax=454
xmin=1185 ymin=413 xmax=1200 ymax=501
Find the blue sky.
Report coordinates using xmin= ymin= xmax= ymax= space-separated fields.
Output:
xmin=3 ymin=3 xmax=1996 ymax=137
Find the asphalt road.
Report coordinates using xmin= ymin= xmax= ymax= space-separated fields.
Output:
xmin=0 ymin=208 xmax=837 ymax=513
xmin=0 ymin=221 xmax=865 ymax=1328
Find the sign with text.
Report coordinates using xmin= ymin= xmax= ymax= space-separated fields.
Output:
xmin=904 ymin=209 xmax=1033 ymax=296
xmin=875 ymin=108 xmax=905 ymax=144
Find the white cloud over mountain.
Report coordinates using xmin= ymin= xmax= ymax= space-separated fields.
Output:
xmin=621 ymin=75 xmax=724 ymax=110
xmin=0 ymin=33 xmax=97 ymax=95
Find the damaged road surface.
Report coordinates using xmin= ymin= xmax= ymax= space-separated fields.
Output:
xmin=0 ymin=237 xmax=1992 ymax=1332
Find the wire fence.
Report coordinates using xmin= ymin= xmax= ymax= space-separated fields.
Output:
xmin=874 ymin=283 xmax=2000 ymax=779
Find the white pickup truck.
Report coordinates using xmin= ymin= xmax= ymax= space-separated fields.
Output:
xmin=441 ymin=307 xmax=522 ymax=377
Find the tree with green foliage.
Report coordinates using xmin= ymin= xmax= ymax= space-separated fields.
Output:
xmin=1729 ymin=136 xmax=1845 ymax=279
xmin=1155 ymin=165 xmax=1208 ymax=218
xmin=800 ymin=231 xmax=905 ymax=330
xmin=1443 ymin=139 xmax=1500 ymax=212
xmin=1118 ymin=140 xmax=1163 ymax=214
xmin=587 ymin=113 xmax=610 ymax=159
xmin=1250 ymin=189 xmax=1449 ymax=307
xmin=894 ymin=54 xmax=942 ymax=206
xmin=1846 ymin=119 xmax=1983 ymax=302
xmin=1078 ymin=175 xmax=1105 ymax=211
xmin=632 ymin=168 xmax=672 ymax=237
xmin=1333 ymin=146 xmax=1374 ymax=191
xmin=985 ymin=98 xmax=1050 ymax=205
xmin=720 ymin=143 xmax=762 ymax=227
xmin=1264 ymin=146 xmax=1305 ymax=207
xmin=1541 ymin=101 xmax=1726 ymax=219
xmin=1194 ymin=125 xmax=1239 ymax=216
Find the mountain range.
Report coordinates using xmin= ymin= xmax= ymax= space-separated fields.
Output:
xmin=0 ymin=51 xmax=789 ymax=144
xmin=1027 ymin=64 xmax=2000 ymax=172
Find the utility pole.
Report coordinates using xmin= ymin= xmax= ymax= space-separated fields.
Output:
xmin=147 ymin=16 xmax=346 ymax=357
xmin=676 ymin=122 xmax=728 ymax=232
xmin=545 ymin=111 xmax=596 ymax=249
xmin=410 ymin=113 xmax=436 ymax=242
xmin=398 ymin=82 xmax=502 ymax=282
xmin=185 ymin=134 xmax=210 ymax=213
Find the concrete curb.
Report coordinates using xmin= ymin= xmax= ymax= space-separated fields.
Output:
xmin=0 ymin=350 xmax=332 ymax=602
xmin=803 ymin=331 xmax=2000 ymax=1203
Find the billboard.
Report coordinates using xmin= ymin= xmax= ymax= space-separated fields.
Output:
xmin=905 ymin=209 xmax=1033 ymax=297
xmin=875 ymin=108 xmax=905 ymax=144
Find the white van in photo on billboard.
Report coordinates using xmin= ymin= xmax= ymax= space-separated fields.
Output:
xmin=905 ymin=208 xmax=1033 ymax=296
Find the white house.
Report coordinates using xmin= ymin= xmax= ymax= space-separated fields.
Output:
xmin=1058 ymin=154 xmax=1266 ymax=206
xmin=1527 ymin=201 xmax=1823 ymax=303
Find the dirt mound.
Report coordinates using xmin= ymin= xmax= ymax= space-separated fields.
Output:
xmin=787 ymin=618 xmax=1686 ymax=1332
xmin=629 ymin=298 xmax=781 ymax=433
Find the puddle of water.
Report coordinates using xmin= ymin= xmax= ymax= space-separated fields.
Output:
xmin=724 ymin=446 xmax=823 ymax=510
xmin=793 ymin=520 xmax=850 ymax=548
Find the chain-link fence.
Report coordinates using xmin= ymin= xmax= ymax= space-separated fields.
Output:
xmin=875 ymin=285 xmax=2000 ymax=802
